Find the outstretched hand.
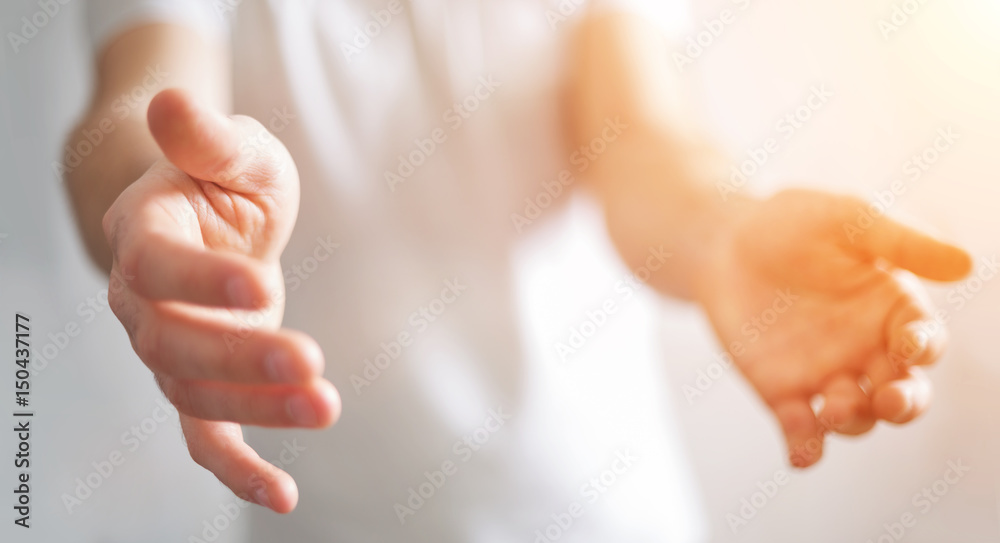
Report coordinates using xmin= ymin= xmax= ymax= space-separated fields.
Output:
xmin=103 ymin=89 xmax=340 ymax=512
xmin=696 ymin=189 xmax=971 ymax=467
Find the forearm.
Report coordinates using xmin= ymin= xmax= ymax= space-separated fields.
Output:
xmin=65 ymin=23 xmax=229 ymax=272
xmin=567 ymin=12 xmax=752 ymax=300
xmin=66 ymin=113 xmax=159 ymax=273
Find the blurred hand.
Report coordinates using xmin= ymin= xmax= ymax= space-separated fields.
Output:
xmin=103 ymin=88 xmax=340 ymax=512
xmin=696 ymin=189 xmax=971 ymax=467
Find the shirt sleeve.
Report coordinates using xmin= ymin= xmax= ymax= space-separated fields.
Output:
xmin=588 ymin=0 xmax=692 ymax=39
xmin=85 ymin=0 xmax=229 ymax=54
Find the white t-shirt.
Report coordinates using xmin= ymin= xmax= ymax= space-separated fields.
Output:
xmin=87 ymin=1 xmax=705 ymax=541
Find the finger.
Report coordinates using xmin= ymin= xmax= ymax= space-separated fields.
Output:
xmin=106 ymin=269 xmax=146 ymax=343
xmin=866 ymin=351 xmax=903 ymax=393
xmin=872 ymin=367 xmax=933 ymax=424
xmin=113 ymin=224 xmax=275 ymax=309
xmin=888 ymin=320 xmax=944 ymax=369
xmin=883 ymin=275 xmax=947 ymax=373
xmin=134 ymin=304 xmax=324 ymax=383
xmin=148 ymin=88 xmax=240 ymax=183
xmin=818 ymin=374 xmax=875 ymax=436
xmin=844 ymin=207 xmax=971 ymax=282
xmin=147 ymin=88 xmax=289 ymax=189
xmin=159 ymin=375 xmax=341 ymax=428
xmin=180 ymin=414 xmax=298 ymax=513
xmin=772 ymin=398 xmax=825 ymax=468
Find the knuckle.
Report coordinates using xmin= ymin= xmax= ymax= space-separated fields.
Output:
xmin=158 ymin=375 xmax=193 ymax=417
xmin=106 ymin=285 xmax=125 ymax=319
xmin=134 ymin=319 xmax=162 ymax=369
xmin=210 ymin=149 xmax=246 ymax=182
xmin=108 ymin=287 xmax=142 ymax=342
xmin=101 ymin=206 xmax=117 ymax=246
xmin=233 ymin=116 xmax=291 ymax=181
xmin=117 ymin=239 xmax=143 ymax=286
xmin=103 ymin=207 xmax=131 ymax=268
xmin=186 ymin=437 xmax=210 ymax=469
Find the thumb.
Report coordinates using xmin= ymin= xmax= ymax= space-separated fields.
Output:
xmin=843 ymin=205 xmax=972 ymax=282
xmin=147 ymin=88 xmax=290 ymax=191
xmin=147 ymin=88 xmax=241 ymax=183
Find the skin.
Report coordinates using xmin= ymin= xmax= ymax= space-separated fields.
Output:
xmin=64 ymin=12 xmax=971 ymax=513
xmin=569 ymin=14 xmax=970 ymax=466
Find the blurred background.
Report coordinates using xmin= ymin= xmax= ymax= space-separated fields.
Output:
xmin=2 ymin=0 xmax=999 ymax=541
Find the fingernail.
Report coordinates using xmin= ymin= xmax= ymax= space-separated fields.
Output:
xmin=287 ymin=394 xmax=318 ymax=426
xmin=265 ymin=350 xmax=296 ymax=382
xmin=226 ymin=276 xmax=254 ymax=307
xmin=911 ymin=327 xmax=929 ymax=352
xmin=892 ymin=387 xmax=915 ymax=421
xmin=254 ymin=486 xmax=271 ymax=509
xmin=789 ymin=450 xmax=810 ymax=469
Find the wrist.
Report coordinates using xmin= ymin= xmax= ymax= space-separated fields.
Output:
xmin=591 ymin=127 xmax=761 ymax=301
xmin=690 ymin=197 xmax=758 ymax=309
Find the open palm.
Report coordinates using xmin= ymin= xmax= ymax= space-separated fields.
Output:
xmin=697 ymin=189 xmax=970 ymax=466
xmin=104 ymin=89 xmax=339 ymax=512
